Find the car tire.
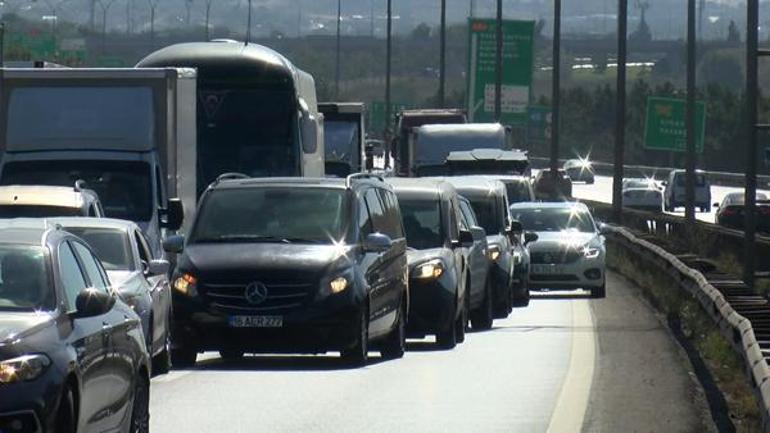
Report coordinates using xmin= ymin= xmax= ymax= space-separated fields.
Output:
xmin=53 ymin=385 xmax=76 ymax=433
xmin=219 ymin=349 xmax=245 ymax=361
xmin=493 ymin=286 xmax=512 ymax=319
xmin=152 ymin=327 xmax=172 ymax=375
xmin=591 ymin=283 xmax=606 ymax=299
xmin=470 ymin=280 xmax=494 ymax=331
xmin=170 ymin=347 xmax=197 ymax=369
xmin=455 ymin=300 xmax=467 ymax=344
xmin=129 ymin=375 xmax=150 ymax=433
xmin=380 ymin=302 xmax=406 ymax=360
xmin=513 ymin=281 xmax=530 ymax=307
xmin=341 ymin=307 xmax=369 ymax=366
xmin=436 ymin=305 xmax=458 ymax=350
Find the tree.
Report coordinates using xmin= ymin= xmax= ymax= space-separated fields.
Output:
xmin=410 ymin=23 xmax=431 ymax=40
xmin=727 ymin=20 xmax=740 ymax=44
xmin=96 ymin=0 xmax=118 ymax=52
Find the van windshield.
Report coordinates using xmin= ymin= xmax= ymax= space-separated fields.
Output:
xmin=191 ymin=188 xmax=348 ymax=245
xmin=0 ymin=160 xmax=152 ymax=222
xmin=197 ymin=88 xmax=298 ymax=193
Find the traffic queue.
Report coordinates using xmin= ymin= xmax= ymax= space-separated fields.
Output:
xmin=0 ymin=40 xmax=607 ymax=433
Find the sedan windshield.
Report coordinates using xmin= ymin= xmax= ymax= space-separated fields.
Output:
xmin=512 ymin=207 xmax=596 ymax=233
xmin=0 ymin=245 xmax=51 ymax=311
xmin=400 ymin=199 xmax=443 ymax=249
xmin=191 ymin=188 xmax=347 ymax=244
xmin=63 ymin=227 xmax=134 ymax=271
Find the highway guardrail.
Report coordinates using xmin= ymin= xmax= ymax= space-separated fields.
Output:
xmin=606 ymin=224 xmax=770 ymax=431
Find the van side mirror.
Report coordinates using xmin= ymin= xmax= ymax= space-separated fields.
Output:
xmin=161 ymin=198 xmax=184 ymax=231
xmin=524 ymin=232 xmax=538 ymax=245
xmin=458 ymin=229 xmax=474 ymax=247
xmin=145 ymin=259 xmax=170 ymax=277
xmin=509 ymin=220 xmax=523 ymax=234
xmin=162 ymin=235 xmax=185 ymax=254
xmin=363 ymin=233 xmax=392 ymax=253
xmin=299 ymin=98 xmax=318 ymax=154
xmin=74 ymin=288 xmax=114 ymax=318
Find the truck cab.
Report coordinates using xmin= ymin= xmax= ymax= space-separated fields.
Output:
xmin=319 ymin=102 xmax=366 ymax=177
xmin=393 ymin=109 xmax=467 ymax=176
xmin=0 ymin=68 xmax=192 ymax=257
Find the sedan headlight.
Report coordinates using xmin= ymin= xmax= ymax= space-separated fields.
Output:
xmin=583 ymin=246 xmax=601 ymax=259
xmin=413 ymin=259 xmax=444 ymax=280
xmin=173 ymin=273 xmax=198 ymax=297
xmin=0 ymin=354 xmax=51 ymax=385
xmin=487 ymin=245 xmax=501 ymax=262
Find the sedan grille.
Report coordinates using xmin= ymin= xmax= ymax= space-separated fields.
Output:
xmin=530 ymin=250 xmax=582 ymax=264
xmin=202 ymin=281 xmax=314 ymax=314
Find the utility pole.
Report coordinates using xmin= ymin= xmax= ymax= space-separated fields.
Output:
xmin=205 ymin=0 xmax=213 ymax=40
xmin=335 ymin=0 xmax=341 ymax=100
xmin=613 ymin=0 xmax=628 ymax=221
xmin=384 ymin=0 xmax=393 ymax=166
xmin=685 ymin=0 xmax=697 ymax=222
xmin=550 ymin=0 xmax=561 ymax=174
xmin=470 ymin=0 xmax=476 ymax=18
xmin=438 ymin=0 xmax=446 ymax=108
xmin=246 ymin=0 xmax=252 ymax=44
xmin=494 ymin=0 xmax=502 ymax=122
xmin=745 ymin=0 xmax=759 ymax=289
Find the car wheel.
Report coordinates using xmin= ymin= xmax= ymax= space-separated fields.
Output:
xmin=436 ymin=305 xmax=458 ymax=350
xmin=513 ymin=281 xmax=530 ymax=307
xmin=170 ymin=347 xmax=197 ymax=369
xmin=470 ymin=280 xmax=494 ymax=331
xmin=129 ymin=375 xmax=150 ymax=433
xmin=455 ymin=300 xmax=467 ymax=344
xmin=152 ymin=327 xmax=172 ymax=375
xmin=591 ymin=283 xmax=606 ymax=299
xmin=493 ymin=285 xmax=512 ymax=319
xmin=341 ymin=307 xmax=369 ymax=366
xmin=53 ymin=385 xmax=76 ymax=433
xmin=380 ymin=302 xmax=406 ymax=360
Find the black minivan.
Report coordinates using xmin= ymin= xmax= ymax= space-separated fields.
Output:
xmin=387 ymin=178 xmax=476 ymax=349
xmin=163 ymin=174 xmax=409 ymax=366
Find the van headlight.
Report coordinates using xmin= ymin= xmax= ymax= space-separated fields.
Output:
xmin=583 ymin=246 xmax=601 ymax=259
xmin=413 ymin=259 xmax=445 ymax=280
xmin=0 ymin=354 xmax=51 ymax=384
xmin=487 ymin=245 xmax=501 ymax=262
xmin=321 ymin=268 xmax=354 ymax=296
xmin=329 ymin=276 xmax=349 ymax=294
xmin=173 ymin=273 xmax=198 ymax=296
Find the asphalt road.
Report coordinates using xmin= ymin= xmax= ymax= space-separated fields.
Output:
xmin=572 ymin=174 xmax=770 ymax=224
xmin=149 ymin=271 xmax=715 ymax=433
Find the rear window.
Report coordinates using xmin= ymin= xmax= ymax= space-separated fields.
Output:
xmin=674 ymin=173 xmax=706 ymax=187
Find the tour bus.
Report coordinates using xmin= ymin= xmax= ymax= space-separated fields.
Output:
xmin=137 ymin=40 xmax=325 ymax=195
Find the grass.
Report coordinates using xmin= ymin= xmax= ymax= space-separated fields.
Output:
xmin=607 ymin=241 xmax=762 ymax=432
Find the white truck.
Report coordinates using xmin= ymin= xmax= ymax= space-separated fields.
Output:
xmin=0 ymin=67 xmax=197 ymax=257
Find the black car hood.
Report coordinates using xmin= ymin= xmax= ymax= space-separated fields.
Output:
xmin=180 ymin=243 xmax=354 ymax=282
xmin=0 ymin=311 xmax=55 ymax=344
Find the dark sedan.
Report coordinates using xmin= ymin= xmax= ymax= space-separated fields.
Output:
xmin=714 ymin=192 xmax=770 ymax=232
xmin=0 ymin=223 xmax=150 ymax=433
xmin=388 ymin=178 xmax=472 ymax=349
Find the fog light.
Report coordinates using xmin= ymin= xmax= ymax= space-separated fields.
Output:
xmin=584 ymin=269 xmax=602 ymax=280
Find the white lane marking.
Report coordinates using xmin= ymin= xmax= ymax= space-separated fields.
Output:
xmin=546 ymin=299 xmax=597 ymax=433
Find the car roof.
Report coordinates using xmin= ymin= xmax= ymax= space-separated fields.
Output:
xmin=44 ymin=217 xmax=137 ymax=232
xmin=430 ymin=176 xmax=506 ymax=198
xmin=0 ymin=185 xmax=94 ymax=209
xmin=510 ymin=201 xmax=589 ymax=211
xmin=0 ymin=225 xmax=49 ymax=246
xmin=386 ymin=178 xmax=456 ymax=199
xmin=446 ymin=148 xmax=528 ymax=162
xmin=210 ymin=176 xmax=385 ymax=190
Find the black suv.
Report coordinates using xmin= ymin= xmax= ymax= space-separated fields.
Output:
xmin=387 ymin=178 xmax=473 ymax=349
xmin=163 ymin=174 xmax=408 ymax=366
xmin=444 ymin=177 xmax=532 ymax=315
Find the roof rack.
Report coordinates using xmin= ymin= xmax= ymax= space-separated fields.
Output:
xmin=345 ymin=173 xmax=384 ymax=188
xmin=215 ymin=173 xmax=250 ymax=183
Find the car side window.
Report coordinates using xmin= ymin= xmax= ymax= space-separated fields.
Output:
xmin=460 ymin=200 xmax=478 ymax=228
xmin=58 ymin=243 xmax=88 ymax=311
xmin=447 ymin=199 xmax=461 ymax=240
xmin=377 ymin=189 xmax=405 ymax=239
xmin=71 ymin=242 xmax=109 ymax=293
xmin=134 ymin=231 xmax=153 ymax=263
xmin=364 ymin=189 xmax=386 ymax=234
xmin=357 ymin=196 xmax=373 ymax=237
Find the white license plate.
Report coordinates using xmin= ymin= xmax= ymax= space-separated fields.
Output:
xmin=229 ymin=315 xmax=283 ymax=328
xmin=532 ymin=265 xmax=565 ymax=275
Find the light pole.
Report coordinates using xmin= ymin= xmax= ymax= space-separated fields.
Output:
xmin=335 ymin=0 xmax=341 ymax=100
xmin=685 ymin=0 xmax=697 ymax=222
xmin=550 ymin=0 xmax=561 ymax=174
xmin=613 ymin=0 xmax=628 ymax=221
xmin=438 ymin=0 xmax=446 ymax=108
xmin=384 ymin=0 xmax=392 ymax=166
xmin=97 ymin=0 xmax=117 ymax=53
xmin=204 ymin=0 xmax=213 ymax=40
xmin=494 ymin=0 xmax=502 ymax=122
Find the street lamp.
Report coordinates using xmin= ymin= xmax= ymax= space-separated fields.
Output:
xmin=335 ymin=0 xmax=341 ymax=99
xmin=438 ymin=0 xmax=446 ymax=107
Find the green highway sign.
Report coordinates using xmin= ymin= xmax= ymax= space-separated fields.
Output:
xmin=643 ymin=96 xmax=706 ymax=153
xmin=368 ymin=101 xmax=412 ymax=134
xmin=527 ymin=105 xmax=551 ymax=144
xmin=466 ymin=18 xmax=535 ymax=126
